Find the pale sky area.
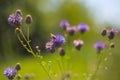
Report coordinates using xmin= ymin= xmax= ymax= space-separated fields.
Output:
xmin=82 ymin=0 xmax=120 ymax=28
xmin=38 ymin=0 xmax=120 ymax=28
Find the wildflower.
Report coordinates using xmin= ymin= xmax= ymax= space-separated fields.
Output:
xmin=4 ymin=67 xmax=17 ymax=79
xmin=45 ymin=41 xmax=55 ymax=53
xmin=101 ymin=29 xmax=107 ymax=36
xmin=66 ymin=26 xmax=77 ymax=35
xmin=77 ymin=23 xmax=89 ymax=34
xmin=60 ymin=20 xmax=70 ymax=30
xmin=58 ymin=47 xmax=66 ymax=56
xmin=94 ymin=41 xmax=106 ymax=53
xmin=15 ymin=63 xmax=21 ymax=71
xmin=73 ymin=39 xmax=84 ymax=50
xmin=51 ymin=34 xmax=65 ymax=47
xmin=8 ymin=11 xmax=22 ymax=27
xmin=107 ymin=28 xmax=118 ymax=40
xmin=25 ymin=15 xmax=32 ymax=24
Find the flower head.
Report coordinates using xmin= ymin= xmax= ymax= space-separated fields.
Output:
xmin=8 ymin=12 xmax=22 ymax=27
xmin=66 ymin=26 xmax=77 ymax=35
xmin=4 ymin=67 xmax=17 ymax=79
xmin=51 ymin=34 xmax=65 ymax=47
xmin=45 ymin=41 xmax=55 ymax=53
xmin=73 ymin=39 xmax=84 ymax=50
xmin=77 ymin=23 xmax=89 ymax=34
xmin=107 ymin=28 xmax=118 ymax=40
xmin=94 ymin=41 xmax=106 ymax=53
xmin=60 ymin=20 xmax=70 ymax=30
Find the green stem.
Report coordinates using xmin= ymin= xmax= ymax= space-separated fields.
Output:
xmin=91 ymin=54 xmax=102 ymax=80
xmin=27 ymin=24 xmax=29 ymax=41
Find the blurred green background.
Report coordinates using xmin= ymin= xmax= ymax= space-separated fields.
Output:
xmin=0 ymin=0 xmax=120 ymax=80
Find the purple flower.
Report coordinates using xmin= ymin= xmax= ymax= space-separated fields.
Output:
xmin=60 ymin=20 xmax=70 ymax=30
xmin=94 ymin=41 xmax=106 ymax=53
xmin=45 ymin=41 xmax=55 ymax=53
xmin=51 ymin=34 xmax=65 ymax=47
xmin=8 ymin=13 xmax=22 ymax=26
xmin=4 ymin=67 xmax=17 ymax=79
xmin=77 ymin=23 xmax=89 ymax=33
xmin=107 ymin=28 xmax=118 ymax=40
xmin=66 ymin=26 xmax=77 ymax=35
xmin=73 ymin=39 xmax=84 ymax=50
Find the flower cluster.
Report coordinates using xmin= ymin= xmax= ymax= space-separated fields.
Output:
xmin=4 ymin=63 xmax=21 ymax=80
xmin=60 ymin=20 xmax=89 ymax=35
xmin=6 ymin=9 xmax=119 ymax=80
xmin=45 ymin=34 xmax=66 ymax=56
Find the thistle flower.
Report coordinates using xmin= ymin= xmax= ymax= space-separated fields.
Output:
xmin=8 ymin=13 xmax=22 ymax=27
xmin=45 ymin=41 xmax=55 ymax=53
xmin=107 ymin=28 xmax=118 ymax=40
xmin=4 ymin=67 xmax=17 ymax=80
xmin=60 ymin=20 xmax=70 ymax=30
xmin=77 ymin=23 xmax=89 ymax=34
xmin=51 ymin=34 xmax=65 ymax=47
xmin=66 ymin=26 xmax=77 ymax=35
xmin=94 ymin=41 xmax=106 ymax=53
xmin=73 ymin=39 xmax=84 ymax=50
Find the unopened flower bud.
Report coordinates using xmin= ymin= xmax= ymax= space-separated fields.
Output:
xmin=16 ymin=9 xmax=22 ymax=16
xmin=58 ymin=47 xmax=65 ymax=56
xmin=15 ymin=63 xmax=21 ymax=71
xmin=16 ymin=74 xmax=22 ymax=80
xmin=25 ymin=15 xmax=32 ymax=24
xmin=110 ymin=43 xmax=115 ymax=48
xmin=101 ymin=29 xmax=107 ymax=36
xmin=15 ymin=27 xmax=21 ymax=33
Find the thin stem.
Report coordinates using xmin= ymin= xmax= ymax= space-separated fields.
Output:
xmin=91 ymin=54 xmax=102 ymax=80
xmin=27 ymin=24 xmax=29 ymax=41
xmin=20 ymin=29 xmax=36 ymax=57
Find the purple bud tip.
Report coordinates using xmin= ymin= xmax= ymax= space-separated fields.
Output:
xmin=60 ymin=20 xmax=70 ymax=30
xmin=77 ymin=23 xmax=89 ymax=33
xmin=94 ymin=41 xmax=106 ymax=53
